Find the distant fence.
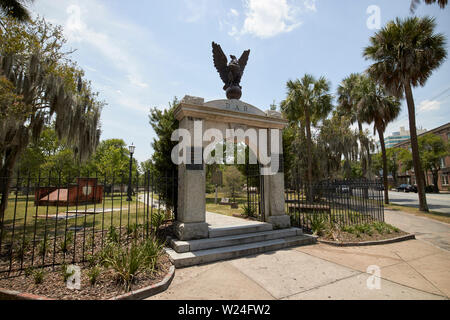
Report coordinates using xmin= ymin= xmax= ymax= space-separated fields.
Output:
xmin=285 ymin=179 xmax=384 ymax=232
xmin=0 ymin=169 xmax=177 ymax=276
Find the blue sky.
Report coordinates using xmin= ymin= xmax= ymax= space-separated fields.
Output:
xmin=30 ymin=0 xmax=450 ymax=163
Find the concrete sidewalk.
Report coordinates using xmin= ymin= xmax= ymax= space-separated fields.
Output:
xmin=149 ymin=239 xmax=449 ymax=300
xmin=385 ymin=209 xmax=450 ymax=251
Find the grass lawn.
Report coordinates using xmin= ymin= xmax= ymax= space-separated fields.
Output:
xmin=205 ymin=192 xmax=248 ymax=217
xmin=0 ymin=193 xmax=171 ymax=245
xmin=385 ymin=203 xmax=450 ymax=225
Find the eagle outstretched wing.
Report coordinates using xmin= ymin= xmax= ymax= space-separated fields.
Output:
xmin=212 ymin=42 xmax=229 ymax=85
xmin=236 ymin=49 xmax=250 ymax=84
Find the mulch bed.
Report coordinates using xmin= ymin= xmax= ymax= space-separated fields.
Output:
xmin=318 ymin=229 xmax=409 ymax=244
xmin=0 ymin=254 xmax=172 ymax=300
xmin=0 ymin=223 xmax=175 ymax=300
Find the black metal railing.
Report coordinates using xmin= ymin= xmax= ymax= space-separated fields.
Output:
xmin=246 ymin=165 xmax=264 ymax=222
xmin=0 ymin=169 xmax=177 ymax=276
xmin=285 ymin=178 xmax=384 ymax=232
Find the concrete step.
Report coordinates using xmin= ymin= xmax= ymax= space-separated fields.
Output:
xmin=171 ymin=228 xmax=304 ymax=253
xmin=208 ymin=223 xmax=273 ymax=238
xmin=166 ymin=234 xmax=317 ymax=268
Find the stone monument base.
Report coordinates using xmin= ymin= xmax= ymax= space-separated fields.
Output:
xmin=268 ymin=215 xmax=291 ymax=229
xmin=174 ymin=221 xmax=209 ymax=241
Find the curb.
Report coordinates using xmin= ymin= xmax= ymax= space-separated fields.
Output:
xmin=318 ymin=234 xmax=416 ymax=247
xmin=0 ymin=288 xmax=52 ymax=300
xmin=0 ymin=265 xmax=175 ymax=301
xmin=110 ymin=265 xmax=175 ymax=300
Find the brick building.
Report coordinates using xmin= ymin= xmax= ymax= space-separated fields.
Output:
xmin=395 ymin=122 xmax=450 ymax=192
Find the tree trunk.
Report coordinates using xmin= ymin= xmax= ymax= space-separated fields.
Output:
xmin=404 ymin=82 xmax=429 ymax=212
xmin=305 ymin=109 xmax=313 ymax=202
xmin=358 ymin=122 xmax=367 ymax=177
xmin=377 ymin=127 xmax=389 ymax=205
xmin=0 ymin=147 xmax=20 ymax=228
xmin=432 ymin=170 xmax=439 ymax=194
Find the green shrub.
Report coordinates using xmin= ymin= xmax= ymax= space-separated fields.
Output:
xmin=60 ymin=232 xmax=73 ymax=253
xmin=242 ymin=204 xmax=256 ymax=218
xmin=24 ymin=267 xmax=34 ymax=278
xmin=107 ymin=226 xmax=119 ymax=244
xmin=60 ymin=263 xmax=75 ymax=283
xmin=309 ymin=214 xmax=327 ymax=236
xmin=33 ymin=269 xmax=45 ymax=285
xmin=151 ymin=211 xmax=166 ymax=233
xmin=142 ymin=237 xmax=164 ymax=272
xmin=88 ymin=266 xmax=101 ymax=285
xmin=100 ymin=241 xmax=146 ymax=291
xmin=126 ymin=224 xmax=141 ymax=238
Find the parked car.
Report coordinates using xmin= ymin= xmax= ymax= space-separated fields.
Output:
xmin=336 ymin=185 xmax=350 ymax=194
xmin=396 ymin=184 xmax=417 ymax=193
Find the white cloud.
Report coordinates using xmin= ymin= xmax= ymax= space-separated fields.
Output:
xmin=228 ymin=0 xmax=317 ymax=39
xmin=183 ymin=0 xmax=208 ymax=23
xmin=419 ymin=100 xmax=441 ymax=112
xmin=230 ymin=8 xmax=240 ymax=17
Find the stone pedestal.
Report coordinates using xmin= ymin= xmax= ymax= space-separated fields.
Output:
xmin=174 ymin=222 xmax=209 ymax=241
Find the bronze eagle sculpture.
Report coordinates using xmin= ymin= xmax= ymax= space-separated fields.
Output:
xmin=212 ymin=42 xmax=250 ymax=100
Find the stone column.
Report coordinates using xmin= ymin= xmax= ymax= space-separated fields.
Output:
xmin=267 ymin=129 xmax=291 ymax=229
xmin=174 ymin=117 xmax=209 ymax=240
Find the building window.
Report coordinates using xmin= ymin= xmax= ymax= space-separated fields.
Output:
xmin=441 ymin=158 xmax=446 ymax=168
xmin=442 ymin=174 xmax=449 ymax=186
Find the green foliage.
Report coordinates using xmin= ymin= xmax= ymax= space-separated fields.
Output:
xmin=32 ymin=268 xmax=45 ymax=285
xmin=308 ymin=214 xmax=327 ymax=236
xmin=242 ymin=204 xmax=256 ymax=218
xmin=141 ymin=237 xmax=164 ymax=271
xmin=59 ymin=232 xmax=73 ymax=253
xmin=24 ymin=266 xmax=34 ymax=278
xmin=60 ymin=263 xmax=75 ymax=283
xmin=148 ymin=97 xmax=179 ymax=210
xmin=223 ymin=166 xmax=244 ymax=200
xmin=151 ymin=211 xmax=166 ymax=233
xmin=281 ymin=74 xmax=333 ymax=189
xmin=0 ymin=17 xmax=104 ymax=223
xmin=98 ymin=237 xmax=163 ymax=291
xmin=0 ymin=0 xmax=32 ymax=22
xmin=106 ymin=226 xmax=119 ymax=244
xmin=88 ymin=266 xmax=101 ymax=285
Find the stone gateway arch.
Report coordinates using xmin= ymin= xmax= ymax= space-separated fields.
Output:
xmin=173 ymin=96 xmax=291 ymax=241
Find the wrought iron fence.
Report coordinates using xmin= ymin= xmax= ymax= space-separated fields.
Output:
xmin=0 ymin=169 xmax=177 ymax=276
xmin=285 ymin=178 xmax=384 ymax=232
xmin=245 ymin=164 xmax=265 ymax=222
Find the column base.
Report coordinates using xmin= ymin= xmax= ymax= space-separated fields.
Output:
xmin=174 ymin=222 xmax=209 ymax=241
xmin=268 ymin=215 xmax=291 ymax=229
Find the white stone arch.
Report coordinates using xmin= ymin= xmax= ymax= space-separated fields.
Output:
xmin=173 ymin=96 xmax=290 ymax=240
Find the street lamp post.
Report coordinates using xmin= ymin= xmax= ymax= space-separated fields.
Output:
xmin=127 ymin=143 xmax=136 ymax=202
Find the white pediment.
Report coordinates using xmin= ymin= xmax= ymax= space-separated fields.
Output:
xmin=203 ymin=99 xmax=267 ymax=117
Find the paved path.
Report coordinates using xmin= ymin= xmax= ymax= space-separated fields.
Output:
xmin=385 ymin=209 xmax=450 ymax=252
xmin=206 ymin=211 xmax=267 ymax=228
xmin=388 ymin=191 xmax=450 ymax=214
xmin=149 ymin=239 xmax=450 ymax=300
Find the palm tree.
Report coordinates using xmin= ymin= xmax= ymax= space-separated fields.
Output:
xmin=337 ymin=73 xmax=372 ymax=178
xmin=363 ymin=16 xmax=447 ymax=212
xmin=281 ymin=74 xmax=333 ymax=200
xmin=411 ymin=0 xmax=448 ymax=13
xmin=0 ymin=0 xmax=33 ymax=22
xmin=355 ymin=75 xmax=401 ymax=205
